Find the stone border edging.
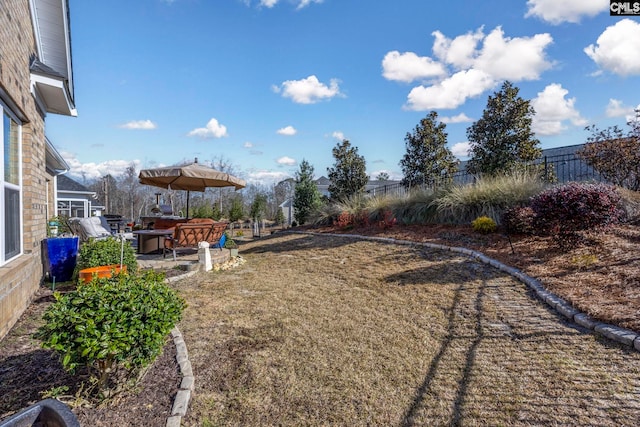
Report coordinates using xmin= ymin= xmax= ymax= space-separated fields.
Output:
xmin=166 ymin=270 xmax=199 ymax=283
xmin=164 ymin=269 xmax=197 ymax=427
xmin=291 ymin=231 xmax=640 ymax=353
xmin=166 ymin=327 xmax=194 ymax=427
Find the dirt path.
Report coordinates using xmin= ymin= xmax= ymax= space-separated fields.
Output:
xmin=178 ymin=233 xmax=640 ymax=426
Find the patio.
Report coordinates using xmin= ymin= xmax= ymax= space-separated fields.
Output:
xmin=134 ymin=244 xmax=232 ymax=271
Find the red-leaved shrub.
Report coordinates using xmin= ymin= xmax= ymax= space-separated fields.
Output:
xmin=378 ymin=210 xmax=397 ymax=229
xmin=335 ymin=211 xmax=354 ymax=229
xmin=502 ymin=205 xmax=536 ymax=235
xmin=529 ymin=182 xmax=623 ymax=249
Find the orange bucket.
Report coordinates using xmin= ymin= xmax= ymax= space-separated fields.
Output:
xmin=78 ymin=264 xmax=127 ymax=284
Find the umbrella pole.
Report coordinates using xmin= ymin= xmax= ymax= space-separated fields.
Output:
xmin=186 ymin=190 xmax=190 ymax=219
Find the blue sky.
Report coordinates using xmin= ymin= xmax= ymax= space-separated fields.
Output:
xmin=47 ymin=0 xmax=640 ymax=185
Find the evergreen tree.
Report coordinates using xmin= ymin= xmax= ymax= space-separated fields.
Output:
xmin=399 ymin=111 xmax=459 ymax=188
xmin=274 ymin=207 xmax=285 ymax=225
xmin=293 ymin=159 xmax=322 ymax=225
xmin=466 ymin=81 xmax=541 ymax=176
xmin=250 ymin=193 xmax=268 ymax=221
xmin=211 ymin=203 xmax=222 ymax=220
xmin=228 ymin=195 xmax=244 ymax=222
xmin=327 ymin=140 xmax=368 ymax=201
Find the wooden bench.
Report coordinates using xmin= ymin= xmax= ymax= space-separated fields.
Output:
xmin=163 ymin=220 xmax=228 ymax=261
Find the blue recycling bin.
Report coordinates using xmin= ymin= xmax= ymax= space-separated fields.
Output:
xmin=44 ymin=236 xmax=79 ymax=282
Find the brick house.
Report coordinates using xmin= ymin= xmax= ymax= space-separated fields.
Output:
xmin=0 ymin=0 xmax=76 ymax=339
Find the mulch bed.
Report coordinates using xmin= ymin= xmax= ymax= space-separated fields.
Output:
xmin=0 ymin=284 xmax=181 ymax=426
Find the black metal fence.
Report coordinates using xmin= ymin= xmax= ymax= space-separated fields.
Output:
xmin=368 ymin=153 xmax=604 ymax=197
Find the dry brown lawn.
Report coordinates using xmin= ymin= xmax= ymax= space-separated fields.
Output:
xmin=175 ymin=232 xmax=640 ymax=426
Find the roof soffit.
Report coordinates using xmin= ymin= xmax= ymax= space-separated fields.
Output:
xmin=29 ymin=0 xmax=74 ymax=100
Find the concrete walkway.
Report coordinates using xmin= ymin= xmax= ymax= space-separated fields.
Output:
xmin=135 ymin=247 xmax=230 ymax=270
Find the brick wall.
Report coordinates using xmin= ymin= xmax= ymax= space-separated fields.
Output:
xmin=0 ymin=0 xmax=52 ymax=340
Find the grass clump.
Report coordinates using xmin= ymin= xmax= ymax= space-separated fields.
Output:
xmin=313 ymin=171 xmax=547 ymax=227
xmin=433 ymin=171 xmax=547 ymax=225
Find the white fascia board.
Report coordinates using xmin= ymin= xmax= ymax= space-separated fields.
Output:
xmin=45 ymin=138 xmax=70 ymax=175
xmin=59 ymin=190 xmax=97 ymax=197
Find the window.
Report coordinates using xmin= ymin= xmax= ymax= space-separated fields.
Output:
xmin=1 ymin=105 xmax=22 ymax=263
xmin=57 ymin=198 xmax=90 ymax=218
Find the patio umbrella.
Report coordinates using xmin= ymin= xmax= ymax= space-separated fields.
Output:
xmin=138 ymin=159 xmax=246 ymax=218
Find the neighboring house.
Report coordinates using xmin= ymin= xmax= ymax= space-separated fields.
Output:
xmin=279 ymin=198 xmax=294 ymax=226
xmin=57 ymin=174 xmax=101 ymax=218
xmin=0 ymin=0 xmax=77 ymax=339
xmin=45 ymin=136 xmax=70 ymax=219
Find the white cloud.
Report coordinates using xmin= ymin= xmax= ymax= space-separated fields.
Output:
xmin=432 ymin=28 xmax=484 ymax=69
xmin=247 ymin=170 xmax=291 ymax=185
xmin=605 ymin=99 xmax=635 ymax=118
xmin=277 ymin=125 xmax=297 ymax=136
xmin=381 ymin=51 xmax=447 ymax=83
xmin=61 ymin=151 xmax=141 ymax=180
xmin=531 ymin=83 xmax=587 ymax=136
xmin=473 ymin=27 xmax=553 ymax=81
xmin=276 ymin=156 xmax=297 ymax=166
xmin=405 ymin=69 xmax=495 ymax=110
xmin=430 ymin=26 xmax=553 ymax=81
xmin=187 ymin=118 xmax=229 ymax=138
xmin=441 ymin=113 xmax=473 ymax=124
xmin=525 ymin=0 xmax=607 ymax=24
xmin=451 ymin=142 xmax=471 ymax=158
xmin=296 ymin=0 xmax=323 ymax=9
xmin=332 ymin=131 xmax=345 ymax=141
xmin=119 ymin=119 xmax=157 ymax=130
xmin=274 ymin=75 xmax=342 ymax=104
xmin=585 ymin=19 xmax=640 ymax=76
xmin=256 ymin=0 xmax=322 ymax=8
xmin=398 ymin=26 xmax=553 ymax=111
xmin=243 ymin=141 xmax=254 ymax=148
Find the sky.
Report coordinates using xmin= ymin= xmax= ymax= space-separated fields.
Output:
xmin=47 ymin=0 xmax=640 ymax=185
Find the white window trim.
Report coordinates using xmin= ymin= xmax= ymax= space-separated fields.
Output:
xmin=1 ymin=101 xmax=23 ymax=265
xmin=57 ymin=197 xmax=92 ymax=218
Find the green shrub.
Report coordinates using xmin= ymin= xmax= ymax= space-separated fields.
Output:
xmin=471 ymin=216 xmax=497 ymax=234
xmin=35 ymin=271 xmax=185 ymax=395
xmin=75 ymin=237 xmax=137 ymax=278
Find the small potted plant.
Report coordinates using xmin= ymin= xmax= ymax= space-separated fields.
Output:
xmin=224 ymin=236 xmax=239 ymax=257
